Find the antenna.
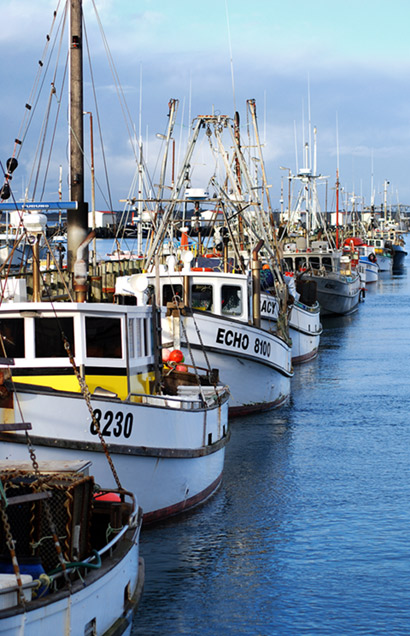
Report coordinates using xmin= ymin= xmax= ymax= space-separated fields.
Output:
xmin=307 ymin=73 xmax=312 ymax=169
xmin=370 ymin=149 xmax=374 ymax=206
xmin=294 ymin=120 xmax=299 ymax=174
xmin=336 ymin=112 xmax=340 ymax=174
xmin=138 ymin=62 xmax=143 ymax=146
xmin=225 ymin=0 xmax=236 ymax=113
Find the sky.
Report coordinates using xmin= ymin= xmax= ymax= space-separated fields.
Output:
xmin=1 ymin=0 xmax=410 ymax=213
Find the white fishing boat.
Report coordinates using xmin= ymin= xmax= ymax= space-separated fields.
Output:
xmin=0 ymin=458 xmax=143 ymax=636
xmin=260 ymin=273 xmax=322 ymax=364
xmin=342 ymin=238 xmax=379 ymax=284
xmin=366 ymin=236 xmax=393 ymax=272
xmin=0 ymin=297 xmax=229 ymax=523
xmin=129 ymin=105 xmax=295 ymax=415
xmin=117 ymin=268 xmax=293 ymax=417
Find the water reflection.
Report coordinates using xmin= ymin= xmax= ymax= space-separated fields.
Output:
xmin=133 ymin=240 xmax=410 ymax=635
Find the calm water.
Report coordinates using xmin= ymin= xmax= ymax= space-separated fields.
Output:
xmin=132 ymin=242 xmax=410 ymax=636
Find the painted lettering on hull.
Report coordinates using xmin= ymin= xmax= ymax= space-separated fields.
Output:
xmin=90 ymin=408 xmax=133 ymax=439
xmin=215 ymin=328 xmax=271 ymax=359
xmin=260 ymin=298 xmax=277 ymax=317
xmin=216 ymin=328 xmax=249 ymax=350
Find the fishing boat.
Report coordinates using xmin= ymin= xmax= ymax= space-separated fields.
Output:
xmin=0 ymin=458 xmax=143 ymax=636
xmin=342 ymin=237 xmax=379 ymax=284
xmin=0 ymin=0 xmax=230 ymax=523
xmin=260 ymin=272 xmax=322 ymax=364
xmin=282 ymin=238 xmax=363 ymax=316
xmin=117 ymin=266 xmax=293 ymax=417
xmin=366 ymin=236 xmax=393 ymax=272
xmin=0 ymin=296 xmax=229 ymax=522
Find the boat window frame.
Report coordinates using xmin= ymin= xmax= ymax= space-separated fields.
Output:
xmin=83 ymin=314 xmax=125 ymax=363
xmin=221 ymin=284 xmax=243 ymax=317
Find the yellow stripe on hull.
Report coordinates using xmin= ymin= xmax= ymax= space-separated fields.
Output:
xmin=14 ymin=371 xmax=155 ymax=401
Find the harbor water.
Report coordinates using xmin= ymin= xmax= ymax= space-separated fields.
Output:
xmin=131 ymin=240 xmax=410 ymax=635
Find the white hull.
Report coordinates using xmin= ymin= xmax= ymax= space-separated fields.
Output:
xmin=0 ymin=541 xmax=142 ymax=636
xmin=376 ymin=254 xmax=393 ymax=272
xmin=165 ymin=312 xmax=293 ymax=415
xmin=0 ymin=387 xmax=229 ymax=523
xmin=260 ymin=294 xmax=322 ymax=364
xmin=358 ymin=258 xmax=379 ymax=284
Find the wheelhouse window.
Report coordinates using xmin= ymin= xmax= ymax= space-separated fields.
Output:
xmin=295 ymin=257 xmax=308 ymax=272
xmin=35 ymin=317 xmax=74 ymax=358
xmin=192 ymin=284 xmax=213 ymax=312
xmin=0 ymin=318 xmax=25 ymax=359
xmin=283 ymin=257 xmax=293 ymax=272
xmin=322 ymin=257 xmax=332 ymax=271
xmin=86 ymin=317 xmax=122 ymax=358
xmin=162 ymin=284 xmax=183 ymax=306
xmin=221 ymin=285 xmax=242 ymax=316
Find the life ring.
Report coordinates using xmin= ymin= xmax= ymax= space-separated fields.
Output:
xmin=368 ymin=253 xmax=376 ymax=263
xmin=191 ymin=267 xmax=212 ymax=272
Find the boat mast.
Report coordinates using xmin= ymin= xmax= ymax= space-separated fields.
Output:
xmin=68 ymin=0 xmax=89 ymax=276
xmin=336 ymin=169 xmax=340 ymax=249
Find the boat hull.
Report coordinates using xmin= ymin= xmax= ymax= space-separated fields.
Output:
xmin=0 ymin=527 xmax=143 ymax=636
xmin=359 ymin=257 xmax=379 ymax=283
xmin=164 ymin=311 xmax=293 ymax=416
xmin=301 ymin=272 xmax=362 ymax=316
xmin=0 ymin=385 xmax=229 ymax=523
xmin=260 ymin=295 xmax=322 ymax=365
xmin=392 ymin=245 xmax=407 ymax=270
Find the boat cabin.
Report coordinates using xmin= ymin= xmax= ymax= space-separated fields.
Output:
xmin=282 ymin=240 xmax=340 ymax=274
xmin=116 ymin=271 xmax=251 ymax=324
xmin=0 ymin=303 xmax=156 ymax=399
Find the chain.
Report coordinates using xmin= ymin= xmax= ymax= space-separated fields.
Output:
xmin=62 ymin=335 xmax=122 ymax=490
xmin=0 ymin=504 xmax=26 ymax=607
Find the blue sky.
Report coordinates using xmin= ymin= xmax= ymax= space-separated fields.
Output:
xmin=1 ymin=0 xmax=410 ymax=211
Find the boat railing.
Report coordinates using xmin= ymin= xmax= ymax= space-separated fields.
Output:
xmin=129 ymin=391 xmax=205 ymax=410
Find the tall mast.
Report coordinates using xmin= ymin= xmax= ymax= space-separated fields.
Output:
xmin=68 ymin=0 xmax=88 ymax=274
xmin=336 ymin=169 xmax=340 ymax=249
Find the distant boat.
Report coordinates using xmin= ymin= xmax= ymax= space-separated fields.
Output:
xmin=259 ymin=270 xmax=322 ymax=364
xmin=366 ymin=236 xmax=393 ymax=272
xmin=342 ymin=237 xmax=379 ymax=284
xmin=282 ymin=238 xmax=363 ymax=316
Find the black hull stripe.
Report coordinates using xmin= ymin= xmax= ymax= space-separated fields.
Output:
xmin=0 ymin=430 xmax=231 ymax=459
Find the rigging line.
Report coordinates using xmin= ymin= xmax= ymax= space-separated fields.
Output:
xmin=39 ymin=66 xmax=68 ymax=202
xmin=225 ymin=0 xmax=236 ymax=114
xmin=38 ymin=8 xmax=70 ymax=202
xmin=14 ymin=2 xmax=67 ymax=164
xmin=82 ymin=22 xmax=114 ymax=215
xmin=24 ymin=9 xmax=68 ymax=201
xmin=90 ymin=0 xmax=138 ymax=161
